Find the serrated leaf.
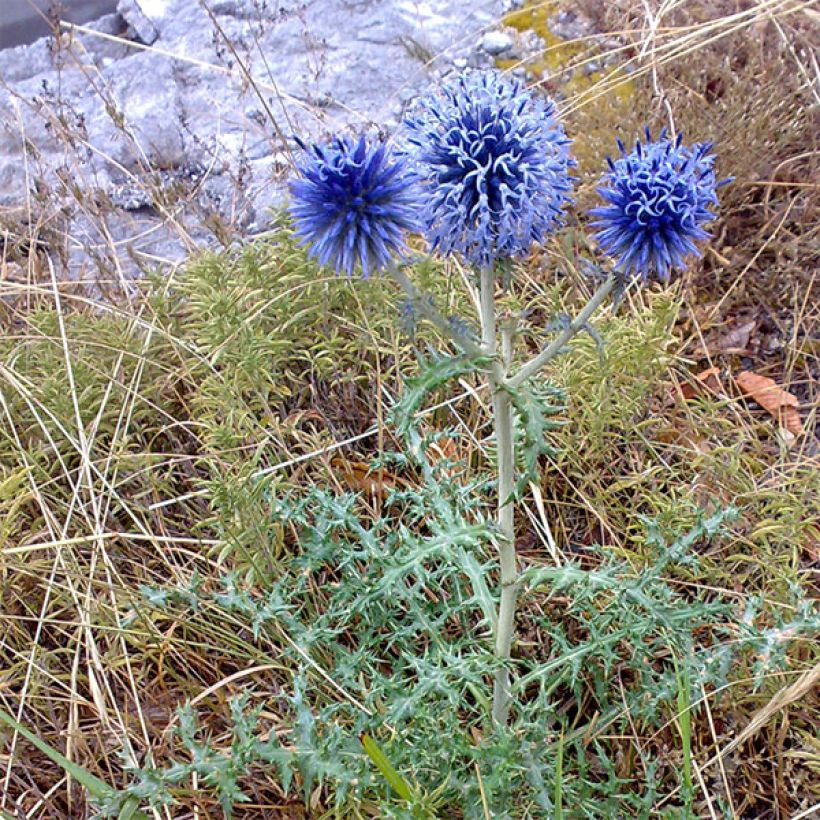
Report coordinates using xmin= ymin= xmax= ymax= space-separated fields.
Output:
xmin=392 ymin=353 xmax=490 ymax=436
xmin=506 ymin=381 xmax=566 ymax=490
xmin=459 ymin=548 xmax=497 ymax=631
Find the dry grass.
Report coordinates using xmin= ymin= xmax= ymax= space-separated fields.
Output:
xmin=0 ymin=1 xmax=818 ymax=817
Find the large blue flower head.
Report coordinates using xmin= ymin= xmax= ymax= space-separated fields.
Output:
xmin=590 ymin=128 xmax=729 ymax=281
xmin=403 ymin=70 xmax=576 ymax=268
xmin=288 ymin=134 xmax=421 ymax=277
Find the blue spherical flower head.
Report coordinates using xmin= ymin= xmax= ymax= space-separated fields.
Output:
xmin=590 ymin=128 xmax=730 ymax=282
xmin=403 ymin=70 xmax=576 ymax=268
xmin=288 ymin=135 xmax=421 ymax=277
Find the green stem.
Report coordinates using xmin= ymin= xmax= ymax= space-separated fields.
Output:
xmin=479 ymin=266 xmax=497 ymax=353
xmin=479 ymin=267 xmax=518 ymax=727
xmin=489 ymin=273 xmax=615 ymax=725
xmin=507 ymin=275 xmax=615 ymax=389
xmin=491 ymin=317 xmax=518 ymax=727
xmin=388 ymin=262 xmax=615 ymax=729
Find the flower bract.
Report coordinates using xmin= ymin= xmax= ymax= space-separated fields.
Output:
xmin=288 ymin=135 xmax=421 ymax=277
xmin=403 ymin=70 xmax=575 ymax=267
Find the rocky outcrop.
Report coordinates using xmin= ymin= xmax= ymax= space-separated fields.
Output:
xmin=0 ymin=0 xmax=509 ymax=285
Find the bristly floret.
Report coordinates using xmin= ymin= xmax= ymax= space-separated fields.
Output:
xmin=403 ymin=70 xmax=576 ymax=268
xmin=589 ymin=128 xmax=730 ymax=281
xmin=288 ymin=135 xmax=421 ymax=277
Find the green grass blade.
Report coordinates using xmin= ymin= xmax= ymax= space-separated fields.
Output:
xmin=360 ymin=733 xmax=416 ymax=803
xmin=0 ymin=707 xmax=149 ymax=820
xmin=554 ymin=724 xmax=565 ymax=820
xmin=672 ymin=652 xmax=693 ymax=812
xmin=117 ymin=797 xmax=144 ymax=820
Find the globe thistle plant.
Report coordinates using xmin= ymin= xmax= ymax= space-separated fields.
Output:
xmin=288 ymin=135 xmax=421 ymax=277
xmin=590 ymin=128 xmax=729 ymax=281
xmin=403 ymin=70 xmax=575 ymax=268
xmin=285 ymin=101 xmax=728 ymax=731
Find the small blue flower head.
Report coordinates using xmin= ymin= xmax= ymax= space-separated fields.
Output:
xmin=288 ymin=134 xmax=421 ymax=277
xmin=403 ymin=70 xmax=576 ymax=267
xmin=590 ymin=128 xmax=730 ymax=281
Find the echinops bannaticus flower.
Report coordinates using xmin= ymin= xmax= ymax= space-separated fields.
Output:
xmin=589 ymin=128 xmax=729 ymax=281
xmin=403 ymin=70 xmax=575 ymax=268
xmin=288 ymin=135 xmax=421 ymax=277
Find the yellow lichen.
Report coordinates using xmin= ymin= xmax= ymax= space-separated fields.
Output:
xmin=501 ymin=1 xmax=637 ymax=168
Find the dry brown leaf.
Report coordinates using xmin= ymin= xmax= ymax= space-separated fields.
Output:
xmin=693 ymin=317 xmax=758 ymax=359
xmin=714 ymin=318 xmax=758 ymax=355
xmin=330 ymin=457 xmax=408 ymax=497
xmin=735 ymin=370 xmax=803 ymax=436
xmin=1 ymin=261 xmax=26 ymax=282
xmin=680 ymin=366 xmax=724 ymax=400
xmin=284 ymin=409 xmax=325 ymax=424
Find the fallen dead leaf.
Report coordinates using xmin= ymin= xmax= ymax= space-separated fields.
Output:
xmin=330 ymin=457 xmax=409 ymax=497
xmin=735 ymin=370 xmax=803 ymax=436
xmin=680 ymin=366 xmax=724 ymax=400
xmin=692 ymin=316 xmax=759 ymax=360
xmin=714 ymin=318 xmax=758 ymax=355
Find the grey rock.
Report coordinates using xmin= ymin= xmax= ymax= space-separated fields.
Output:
xmin=116 ymin=0 xmax=158 ymax=44
xmin=109 ymin=183 xmax=152 ymax=211
xmin=549 ymin=11 xmax=597 ymax=42
xmin=518 ymin=28 xmax=545 ymax=56
xmin=0 ymin=0 xmax=503 ymax=286
xmin=0 ymin=38 xmax=54 ymax=83
xmin=480 ymin=30 xmax=513 ymax=55
xmin=88 ymin=13 xmax=126 ymax=37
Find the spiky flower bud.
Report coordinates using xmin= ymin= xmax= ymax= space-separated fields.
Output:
xmin=590 ymin=128 xmax=730 ymax=281
xmin=289 ymin=135 xmax=421 ymax=277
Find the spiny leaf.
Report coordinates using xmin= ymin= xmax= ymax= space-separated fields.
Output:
xmin=505 ymin=380 xmax=566 ymax=491
xmin=459 ymin=548 xmax=498 ymax=632
xmin=391 ymin=352 xmax=490 ymax=437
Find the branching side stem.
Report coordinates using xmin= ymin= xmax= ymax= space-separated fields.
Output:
xmin=388 ymin=261 xmax=487 ymax=359
xmin=507 ymin=275 xmax=616 ymax=389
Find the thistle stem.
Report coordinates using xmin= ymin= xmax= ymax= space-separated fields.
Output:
xmin=491 ymin=318 xmax=518 ymax=727
xmin=479 ymin=266 xmax=497 ymax=354
xmin=479 ymin=267 xmax=519 ymax=727
xmin=507 ymin=275 xmax=616 ymax=390
xmin=390 ymin=261 xmax=614 ymax=728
